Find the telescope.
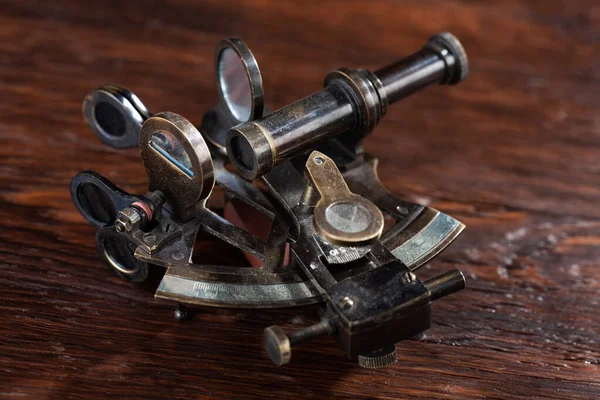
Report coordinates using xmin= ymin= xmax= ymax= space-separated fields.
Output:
xmin=71 ymin=32 xmax=468 ymax=368
xmin=227 ymin=32 xmax=467 ymax=180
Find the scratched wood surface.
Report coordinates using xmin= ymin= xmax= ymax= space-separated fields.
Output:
xmin=1 ymin=0 xmax=599 ymax=399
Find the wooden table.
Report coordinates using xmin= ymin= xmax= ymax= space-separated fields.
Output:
xmin=1 ymin=1 xmax=599 ymax=398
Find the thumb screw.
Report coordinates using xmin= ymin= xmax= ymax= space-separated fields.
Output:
xmin=264 ymin=319 xmax=334 ymax=366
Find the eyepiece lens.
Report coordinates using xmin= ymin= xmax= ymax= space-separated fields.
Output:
xmin=229 ymin=135 xmax=256 ymax=173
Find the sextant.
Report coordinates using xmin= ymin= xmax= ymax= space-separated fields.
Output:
xmin=71 ymin=32 xmax=469 ymax=368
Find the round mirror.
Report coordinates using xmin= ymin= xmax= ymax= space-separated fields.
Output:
xmin=218 ymin=48 xmax=253 ymax=121
xmin=215 ymin=38 xmax=264 ymax=123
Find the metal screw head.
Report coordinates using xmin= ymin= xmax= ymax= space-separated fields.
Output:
xmin=115 ymin=215 xmax=130 ymax=232
xmin=174 ymin=304 xmax=189 ymax=321
xmin=143 ymin=232 xmax=157 ymax=244
xmin=339 ymin=296 xmax=355 ymax=311
xmin=115 ymin=207 xmax=141 ymax=233
xmin=115 ymin=220 xmax=126 ymax=233
xmin=264 ymin=325 xmax=291 ymax=366
xmin=396 ymin=205 xmax=408 ymax=215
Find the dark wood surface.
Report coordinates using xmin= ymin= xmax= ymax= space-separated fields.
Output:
xmin=1 ymin=1 xmax=599 ymax=398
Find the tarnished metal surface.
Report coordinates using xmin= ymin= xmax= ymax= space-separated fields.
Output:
xmin=225 ymin=32 xmax=468 ymax=180
xmin=156 ymin=271 xmax=320 ymax=308
xmin=386 ymin=208 xmax=465 ymax=269
xmin=140 ymin=112 xmax=215 ymax=221
xmin=70 ymin=32 xmax=469 ymax=368
xmin=202 ymin=38 xmax=265 ymax=152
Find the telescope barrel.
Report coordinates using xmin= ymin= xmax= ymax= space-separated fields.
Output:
xmin=226 ymin=32 xmax=468 ymax=180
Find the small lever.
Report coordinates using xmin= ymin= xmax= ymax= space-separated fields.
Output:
xmin=305 ymin=151 xmax=384 ymax=245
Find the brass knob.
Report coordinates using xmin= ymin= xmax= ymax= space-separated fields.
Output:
xmin=358 ymin=346 xmax=397 ymax=369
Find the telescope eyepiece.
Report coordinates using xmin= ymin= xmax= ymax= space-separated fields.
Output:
xmin=226 ymin=123 xmax=274 ymax=180
xmin=427 ymin=32 xmax=469 ymax=85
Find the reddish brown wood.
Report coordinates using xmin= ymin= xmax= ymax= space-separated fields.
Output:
xmin=0 ymin=1 xmax=599 ymax=398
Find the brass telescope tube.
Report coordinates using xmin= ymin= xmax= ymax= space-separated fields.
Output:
xmin=226 ymin=32 xmax=468 ymax=180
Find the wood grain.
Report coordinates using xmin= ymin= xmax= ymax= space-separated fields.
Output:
xmin=1 ymin=0 xmax=599 ymax=398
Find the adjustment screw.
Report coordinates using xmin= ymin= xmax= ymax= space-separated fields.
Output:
xmin=338 ymin=296 xmax=355 ymax=311
xmin=174 ymin=304 xmax=190 ymax=321
xmin=144 ymin=190 xmax=166 ymax=210
xmin=115 ymin=220 xmax=125 ymax=233
xmin=264 ymin=319 xmax=334 ymax=366
xmin=396 ymin=205 xmax=408 ymax=215
xmin=115 ymin=207 xmax=142 ymax=233
xmin=143 ymin=233 xmax=157 ymax=244
xmin=264 ymin=325 xmax=292 ymax=366
xmin=358 ymin=345 xmax=397 ymax=369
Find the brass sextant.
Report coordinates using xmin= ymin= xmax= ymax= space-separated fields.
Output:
xmin=71 ymin=32 xmax=469 ymax=368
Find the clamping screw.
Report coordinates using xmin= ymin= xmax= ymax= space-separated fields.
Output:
xmin=115 ymin=192 xmax=165 ymax=234
xmin=115 ymin=207 xmax=142 ymax=233
xmin=264 ymin=319 xmax=334 ymax=366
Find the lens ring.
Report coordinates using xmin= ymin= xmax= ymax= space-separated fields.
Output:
xmin=214 ymin=38 xmax=264 ymax=123
xmin=96 ymin=227 xmax=149 ymax=283
xmin=82 ymin=86 xmax=144 ymax=148
xmin=229 ymin=135 xmax=257 ymax=172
